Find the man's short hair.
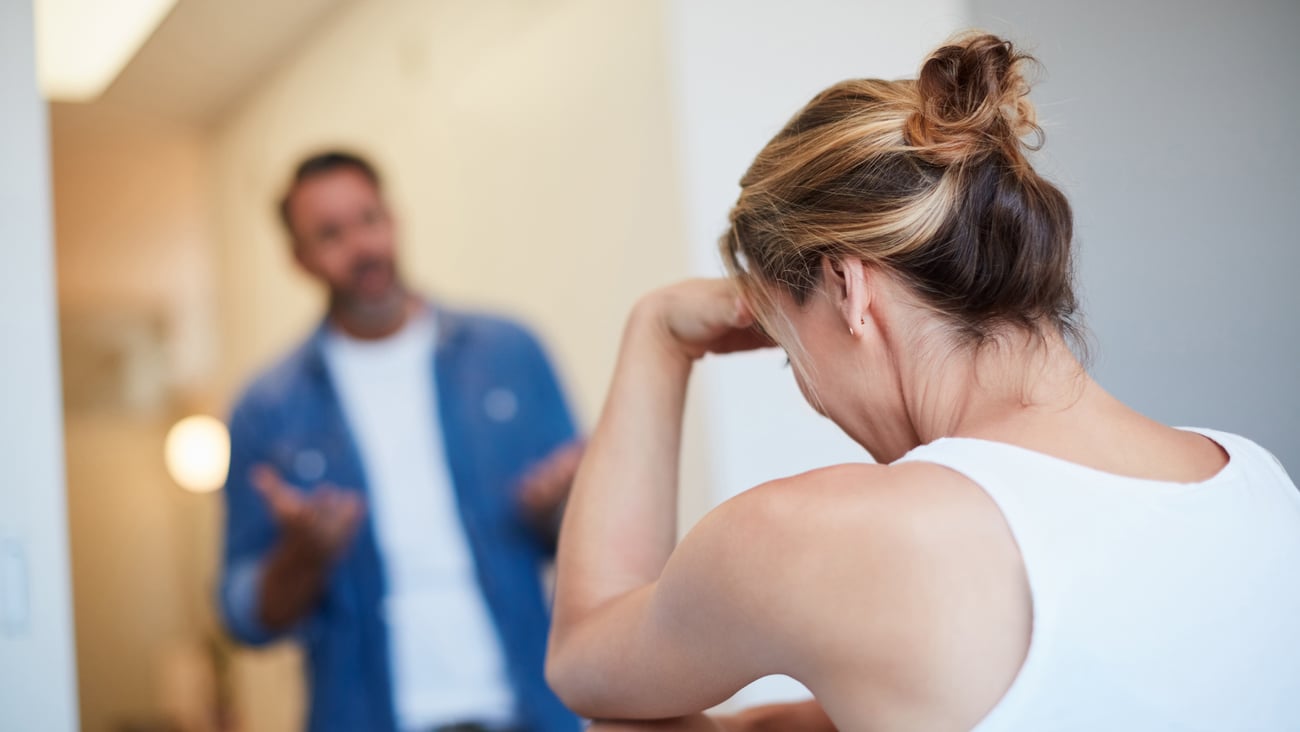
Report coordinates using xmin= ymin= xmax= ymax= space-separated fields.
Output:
xmin=278 ymin=150 xmax=383 ymax=239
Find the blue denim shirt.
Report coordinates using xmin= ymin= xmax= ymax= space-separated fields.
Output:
xmin=217 ymin=306 xmax=582 ymax=732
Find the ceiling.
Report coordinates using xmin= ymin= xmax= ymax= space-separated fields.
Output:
xmin=87 ymin=0 xmax=351 ymax=127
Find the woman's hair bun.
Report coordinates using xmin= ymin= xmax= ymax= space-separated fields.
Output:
xmin=905 ymin=32 xmax=1042 ymax=169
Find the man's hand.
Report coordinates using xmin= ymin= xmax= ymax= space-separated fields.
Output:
xmin=250 ymin=464 xmax=364 ymax=631
xmin=517 ymin=440 xmax=584 ymax=535
xmin=252 ymin=465 xmax=364 ymax=562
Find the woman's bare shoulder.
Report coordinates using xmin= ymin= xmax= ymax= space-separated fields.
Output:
xmin=696 ymin=460 xmax=1025 ymax=693
xmin=692 ymin=459 xmax=1011 ymax=619
xmin=722 ymin=459 xmax=994 ymax=527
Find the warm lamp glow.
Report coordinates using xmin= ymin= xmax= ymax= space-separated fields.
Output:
xmin=164 ymin=415 xmax=230 ymax=494
xmin=34 ymin=0 xmax=178 ymax=101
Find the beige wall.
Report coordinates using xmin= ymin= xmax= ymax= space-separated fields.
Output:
xmin=51 ymin=101 xmax=223 ymax=732
xmin=210 ymin=0 xmax=690 ymax=422
xmin=53 ymin=103 xmax=218 ymax=395
xmin=209 ymin=1 xmax=699 ymax=728
xmin=62 ymin=415 xmax=217 ymax=732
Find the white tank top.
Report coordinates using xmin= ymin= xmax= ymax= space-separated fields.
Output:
xmin=895 ymin=428 xmax=1300 ymax=732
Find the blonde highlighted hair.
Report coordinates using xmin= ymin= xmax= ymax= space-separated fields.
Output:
xmin=723 ymin=32 xmax=1080 ymax=352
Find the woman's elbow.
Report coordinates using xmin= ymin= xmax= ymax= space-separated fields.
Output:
xmin=545 ymin=636 xmax=610 ymax=719
xmin=545 ymin=639 xmax=583 ymax=711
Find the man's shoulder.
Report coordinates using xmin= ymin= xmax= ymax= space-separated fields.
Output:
xmin=442 ymin=306 xmax=537 ymax=344
xmin=231 ymin=333 xmax=322 ymax=418
xmin=440 ymin=305 xmax=549 ymax=360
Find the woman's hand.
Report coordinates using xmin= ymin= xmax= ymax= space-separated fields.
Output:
xmin=634 ymin=279 xmax=774 ymax=361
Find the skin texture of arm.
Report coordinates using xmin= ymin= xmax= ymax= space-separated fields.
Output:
xmin=546 ymin=285 xmax=777 ymax=717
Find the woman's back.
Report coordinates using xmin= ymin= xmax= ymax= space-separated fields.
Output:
xmin=895 ymin=428 xmax=1300 ymax=731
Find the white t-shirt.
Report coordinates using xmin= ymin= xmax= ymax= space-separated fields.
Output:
xmin=323 ymin=312 xmax=516 ymax=731
xmin=896 ymin=428 xmax=1300 ymax=731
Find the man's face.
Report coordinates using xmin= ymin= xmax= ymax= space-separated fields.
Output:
xmin=286 ymin=167 xmax=400 ymax=306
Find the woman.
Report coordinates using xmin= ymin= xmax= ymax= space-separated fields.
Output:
xmin=545 ymin=33 xmax=1300 ymax=732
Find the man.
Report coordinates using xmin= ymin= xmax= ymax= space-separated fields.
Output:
xmin=218 ymin=151 xmax=583 ymax=732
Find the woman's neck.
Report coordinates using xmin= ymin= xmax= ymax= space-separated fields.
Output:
xmin=900 ymin=328 xmax=1091 ymax=450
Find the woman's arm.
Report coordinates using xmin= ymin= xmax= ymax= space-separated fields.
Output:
xmin=545 ymin=280 xmax=938 ymax=725
xmin=550 ymin=280 xmax=769 ymax=624
xmin=546 ymin=280 xmax=780 ymax=717
xmin=548 ymin=295 xmax=695 ymax=621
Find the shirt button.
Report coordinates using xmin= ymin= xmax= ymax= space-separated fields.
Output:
xmin=294 ymin=449 xmax=327 ymax=482
xmin=483 ymin=388 xmax=518 ymax=423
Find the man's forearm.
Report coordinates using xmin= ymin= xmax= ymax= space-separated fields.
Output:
xmin=256 ymin=538 xmax=333 ymax=631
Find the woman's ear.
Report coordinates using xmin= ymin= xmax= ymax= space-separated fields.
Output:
xmin=825 ymin=255 xmax=869 ymax=336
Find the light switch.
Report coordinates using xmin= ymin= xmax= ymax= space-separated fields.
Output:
xmin=0 ymin=537 xmax=29 ymax=637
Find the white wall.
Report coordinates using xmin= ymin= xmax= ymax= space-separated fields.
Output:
xmin=667 ymin=0 xmax=970 ymax=496
xmin=665 ymin=0 xmax=969 ymax=706
xmin=0 ymin=1 xmax=80 ymax=730
xmin=971 ymin=0 xmax=1300 ymax=469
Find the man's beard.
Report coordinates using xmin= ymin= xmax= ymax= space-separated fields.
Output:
xmin=331 ymin=258 xmax=406 ymax=331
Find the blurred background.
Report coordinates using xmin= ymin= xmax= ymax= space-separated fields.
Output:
xmin=2 ymin=0 xmax=1297 ymax=730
